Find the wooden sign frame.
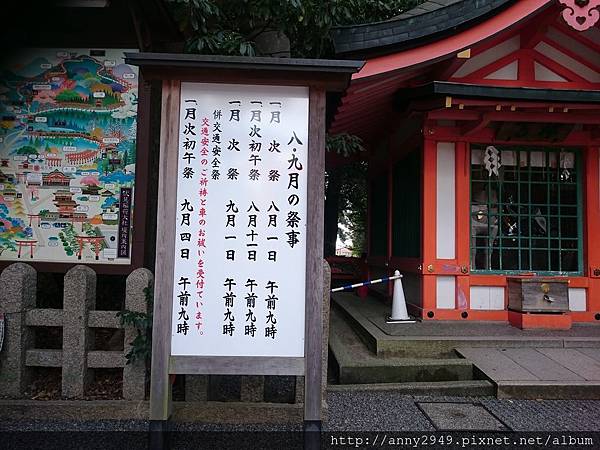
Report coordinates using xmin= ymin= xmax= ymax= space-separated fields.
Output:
xmin=124 ymin=53 xmax=363 ymax=436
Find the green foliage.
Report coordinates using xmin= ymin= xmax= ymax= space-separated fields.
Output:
xmin=335 ymin=161 xmax=368 ymax=256
xmin=55 ymin=89 xmax=82 ymax=103
xmin=16 ymin=145 xmax=38 ymax=155
xmin=117 ymin=286 xmax=153 ymax=365
xmin=0 ymin=235 xmax=18 ymax=255
xmin=326 ymin=132 xmax=364 ymax=157
xmin=59 ymin=224 xmax=78 ymax=256
xmin=325 ymin=134 xmax=367 ymax=256
xmin=165 ymin=0 xmax=421 ymax=256
xmin=165 ymin=0 xmax=424 ymax=58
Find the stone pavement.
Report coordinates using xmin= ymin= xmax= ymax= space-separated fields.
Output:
xmin=456 ymin=347 xmax=600 ymax=399
xmin=325 ymin=391 xmax=600 ymax=432
xmin=1 ymin=391 xmax=599 ymax=449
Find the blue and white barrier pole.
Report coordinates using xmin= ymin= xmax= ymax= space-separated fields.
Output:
xmin=331 ymin=273 xmax=403 ymax=293
xmin=331 ymin=270 xmax=416 ymax=323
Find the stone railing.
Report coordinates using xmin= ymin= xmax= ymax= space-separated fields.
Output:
xmin=0 ymin=263 xmax=152 ymax=400
xmin=0 ymin=261 xmax=331 ymax=416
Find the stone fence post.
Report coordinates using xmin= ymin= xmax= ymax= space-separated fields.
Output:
xmin=0 ymin=263 xmax=37 ymax=397
xmin=123 ymin=268 xmax=153 ymax=400
xmin=62 ymin=265 xmax=96 ymax=398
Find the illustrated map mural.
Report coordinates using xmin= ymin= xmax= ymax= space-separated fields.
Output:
xmin=0 ymin=49 xmax=138 ymax=265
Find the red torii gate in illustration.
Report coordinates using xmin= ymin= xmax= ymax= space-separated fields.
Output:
xmin=69 ymin=215 xmax=87 ymax=231
xmin=76 ymin=235 xmax=104 ymax=260
xmin=27 ymin=214 xmax=41 ymax=227
xmin=15 ymin=240 xmax=37 ymax=258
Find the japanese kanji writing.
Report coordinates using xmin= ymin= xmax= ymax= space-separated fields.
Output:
xmin=172 ymin=83 xmax=308 ymax=357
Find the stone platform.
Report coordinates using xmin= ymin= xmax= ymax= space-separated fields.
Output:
xmin=456 ymin=347 xmax=600 ymax=399
xmin=331 ymin=292 xmax=600 ymax=358
xmin=330 ymin=293 xmax=600 ymax=399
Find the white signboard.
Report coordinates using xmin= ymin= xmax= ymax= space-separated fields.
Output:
xmin=171 ymin=83 xmax=309 ymax=357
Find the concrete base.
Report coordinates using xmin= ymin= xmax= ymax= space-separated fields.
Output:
xmin=497 ymin=381 xmax=600 ymax=399
xmin=508 ymin=310 xmax=572 ymax=330
xmin=386 ymin=317 xmax=418 ymax=324
xmin=0 ymin=399 xmax=308 ymax=423
xmin=0 ymin=400 xmax=149 ymax=421
xmin=332 ymin=293 xmax=600 ymax=358
xmin=328 ymin=380 xmax=495 ymax=396
xmin=330 ymin=313 xmax=475 ymax=384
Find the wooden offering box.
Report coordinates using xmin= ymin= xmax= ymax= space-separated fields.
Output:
xmin=507 ymin=278 xmax=569 ymax=313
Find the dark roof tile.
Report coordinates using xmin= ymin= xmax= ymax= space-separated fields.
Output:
xmin=333 ymin=0 xmax=514 ymax=57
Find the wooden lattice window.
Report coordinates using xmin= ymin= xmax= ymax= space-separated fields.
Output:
xmin=470 ymin=145 xmax=582 ymax=275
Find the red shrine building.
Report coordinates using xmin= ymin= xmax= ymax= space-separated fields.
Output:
xmin=330 ymin=0 xmax=600 ymax=326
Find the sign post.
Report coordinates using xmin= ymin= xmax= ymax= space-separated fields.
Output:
xmin=125 ymin=53 xmax=363 ymax=449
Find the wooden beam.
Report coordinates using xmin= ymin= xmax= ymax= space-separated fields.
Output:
xmin=304 ymin=86 xmax=326 ymax=423
xmin=433 ymin=58 xmax=468 ymax=81
xmin=170 ymin=356 xmax=305 ymax=375
xmin=428 ymin=110 xmax=481 ymax=121
xmin=430 ymin=109 xmax=600 ymax=126
xmin=461 ymin=115 xmax=490 ymax=136
xmin=126 ymin=0 xmax=153 ymax=51
xmin=447 ymin=98 xmax=600 ymax=110
xmin=140 ymin=67 xmax=351 ymax=91
xmin=485 ymin=111 xmax=600 ymax=125
xmin=149 ymin=79 xmax=181 ymax=421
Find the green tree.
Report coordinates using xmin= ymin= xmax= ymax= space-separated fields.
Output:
xmin=165 ymin=0 xmax=424 ymax=256
xmin=56 ymin=89 xmax=81 ymax=103
xmin=324 ymin=134 xmax=366 ymax=256
xmin=166 ymin=0 xmax=423 ymax=57
xmin=0 ymin=235 xmax=18 ymax=256
xmin=16 ymin=145 xmax=38 ymax=155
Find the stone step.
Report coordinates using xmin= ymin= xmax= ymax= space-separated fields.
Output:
xmin=457 ymin=347 xmax=600 ymax=399
xmin=328 ymin=380 xmax=495 ymax=397
xmin=332 ymin=293 xmax=600 ymax=358
xmin=330 ymin=308 xmax=475 ymax=385
xmin=496 ymin=381 xmax=600 ymax=400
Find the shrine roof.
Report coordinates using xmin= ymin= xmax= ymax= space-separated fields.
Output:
xmin=403 ymin=82 xmax=600 ymax=104
xmin=333 ymin=0 xmax=514 ymax=57
xmin=125 ymin=53 xmax=364 ymax=74
xmin=126 ymin=53 xmax=364 ymax=91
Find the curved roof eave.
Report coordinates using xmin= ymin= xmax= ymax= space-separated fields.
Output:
xmin=333 ymin=0 xmax=515 ymax=57
xmin=351 ymin=0 xmax=553 ymax=81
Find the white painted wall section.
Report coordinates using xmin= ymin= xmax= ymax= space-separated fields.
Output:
xmin=470 ymin=286 xmax=505 ymax=310
xmin=453 ymin=35 xmax=520 ymax=78
xmin=534 ymin=62 xmax=567 ymax=82
xmin=485 ymin=60 xmax=519 ymax=80
xmin=534 ymin=41 xmax=600 ymax=83
xmin=546 ymin=27 xmax=600 ymax=67
xmin=436 ymin=142 xmax=456 ymax=259
xmin=569 ymin=288 xmax=587 ymax=312
xmin=436 ymin=276 xmax=456 ymax=309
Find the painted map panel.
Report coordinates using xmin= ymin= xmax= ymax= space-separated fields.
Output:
xmin=0 ymin=49 xmax=138 ymax=265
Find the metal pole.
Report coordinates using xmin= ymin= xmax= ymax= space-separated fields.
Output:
xmin=331 ymin=273 xmax=403 ymax=293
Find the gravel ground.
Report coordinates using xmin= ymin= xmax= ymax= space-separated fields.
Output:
xmin=328 ymin=392 xmax=600 ymax=432
xmin=1 ymin=392 xmax=599 ymax=449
